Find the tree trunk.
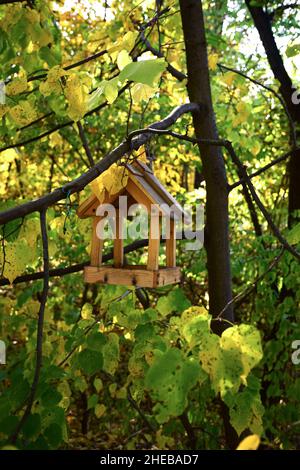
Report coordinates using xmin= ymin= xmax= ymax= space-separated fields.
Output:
xmin=245 ymin=0 xmax=300 ymax=225
xmin=179 ymin=0 xmax=234 ymax=323
xmin=179 ymin=0 xmax=238 ymax=450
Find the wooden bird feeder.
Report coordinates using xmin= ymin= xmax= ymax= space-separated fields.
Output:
xmin=77 ymin=160 xmax=190 ymax=288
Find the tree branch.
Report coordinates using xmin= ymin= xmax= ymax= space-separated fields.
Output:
xmin=0 ymin=83 xmax=130 ymax=153
xmin=218 ymin=63 xmax=297 ymax=147
xmin=0 ymin=231 xmax=200 ymax=286
xmin=229 ymin=147 xmax=300 ymax=191
xmin=28 ymin=50 xmax=108 ymax=82
xmin=0 ymin=103 xmax=199 ymax=226
xmin=225 ymin=142 xmax=300 ymax=261
xmin=140 ymin=31 xmax=187 ymax=81
xmin=216 ymin=247 xmax=285 ymax=319
xmin=130 ymin=128 xmax=300 ymax=260
xmin=9 ymin=208 xmax=49 ymax=444
xmin=77 ymin=121 xmax=95 ymax=167
xmin=179 ymin=412 xmax=197 ymax=450
xmin=127 ymin=385 xmax=156 ymax=433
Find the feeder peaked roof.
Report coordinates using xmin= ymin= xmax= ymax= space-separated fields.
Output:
xmin=77 ymin=159 xmax=191 ymax=222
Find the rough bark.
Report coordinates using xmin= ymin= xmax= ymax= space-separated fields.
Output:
xmin=179 ymin=0 xmax=238 ymax=449
xmin=179 ymin=0 xmax=234 ymax=323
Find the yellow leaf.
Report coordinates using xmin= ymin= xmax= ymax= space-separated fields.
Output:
xmin=94 ymin=378 xmax=103 ymax=392
xmin=9 ymin=101 xmax=38 ymax=126
xmin=6 ymin=77 xmax=27 ymax=96
xmin=39 ymin=66 xmax=66 ymax=97
xmin=90 ymin=164 xmax=128 ymax=200
xmin=131 ymin=83 xmax=156 ymax=102
xmin=104 ymin=78 xmax=118 ymax=104
xmin=81 ymin=303 xmax=93 ymax=320
xmin=0 ymin=148 xmax=19 ymax=163
xmin=2 ymin=241 xmax=27 ymax=284
xmin=123 ymin=31 xmax=138 ymax=51
xmin=49 ymin=131 xmax=64 ymax=148
xmin=222 ymin=71 xmax=236 ymax=87
xmin=90 ymin=180 xmax=105 ymax=203
xmin=135 ymin=145 xmax=147 ymax=163
xmin=251 ymin=141 xmax=261 ymax=156
xmin=94 ymin=404 xmax=106 ymax=418
xmin=109 ymin=31 xmax=138 ymax=54
xmin=0 ymin=105 xmax=9 ymax=119
xmin=64 ymin=73 xmax=89 ymax=121
xmin=117 ymin=50 xmax=132 ymax=70
xmin=236 ymin=434 xmax=260 ymax=450
xmin=208 ymin=53 xmax=219 ymax=71
xmin=19 ymin=218 xmax=40 ymax=248
xmin=103 ymin=164 xmax=128 ymax=195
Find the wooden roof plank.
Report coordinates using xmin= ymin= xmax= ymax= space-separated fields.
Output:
xmin=77 ymin=160 xmax=191 ymax=223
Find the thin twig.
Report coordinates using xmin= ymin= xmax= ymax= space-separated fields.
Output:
xmin=140 ymin=30 xmax=186 ymax=81
xmin=77 ymin=121 xmax=95 ymax=167
xmin=229 ymin=147 xmax=299 ymax=191
xmin=218 ymin=63 xmax=297 ymax=147
xmin=225 ymin=141 xmax=300 ymax=261
xmin=127 ymin=385 xmax=156 ymax=432
xmin=216 ymin=247 xmax=285 ymax=319
xmin=179 ymin=412 xmax=197 ymax=450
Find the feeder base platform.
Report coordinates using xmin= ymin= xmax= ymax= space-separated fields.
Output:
xmin=84 ymin=265 xmax=181 ymax=288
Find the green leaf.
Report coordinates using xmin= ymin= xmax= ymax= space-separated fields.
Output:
xmin=224 ymin=375 xmax=264 ymax=436
xmin=119 ymin=58 xmax=166 ymax=86
xmin=199 ymin=324 xmax=263 ymax=397
xmin=0 ymin=415 xmax=19 ymax=435
xmin=88 ymin=77 xmax=119 ymax=108
xmin=287 ymin=223 xmax=300 ymax=245
xmin=44 ymin=423 xmax=63 ymax=448
xmin=41 ymin=387 xmax=62 ymax=407
xmin=103 ymin=77 xmax=119 ymax=104
xmin=87 ymin=394 xmax=98 ymax=410
xmin=180 ymin=307 xmax=211 ymax=349
xmin=145 ymin=348 xmax=200 ymax=423
xmin=22 ymin=413 xmax=41 ymax=439
xmin=76 ymin=348 xmax=103 ymax=375
xmin=102 ymin=333 xmax=119 ymax=375
xmin=86 ymin=332 xmax=107 ymax=351
xmin=286 ymin=43 xmax=300 ymax=58
xmin=157 ymin=288 xmax=191 ymax=316
xmin=41 ymin=406 xmax=67 ymax=443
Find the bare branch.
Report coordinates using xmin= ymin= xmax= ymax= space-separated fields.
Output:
xmin=0 ymin=103 xmax=199 ymax=226
xmin=77 ymin=121 xmax=95 ymax=167
xmin=0 ymin=231 xmax=200 ymax=286
xmin=225 ymin=142 xmax=300 ymax=261
xmin=140 ymin=31 xmax=187 ymax=81
xmin=229 ymin=147 xmax=299 ymax=191
xmin=127 ymin=385 xmax=156 ymax=432
xmin=9 ymin=208 xmax=49 ymax=443
xmin=216 ymin=247 xmax=285 ymax=319
xmin=28 ymin=50 xmax=108 ymax=82
xmin=0 ymin=84 xmax=130 ymax=153
xmin=218 ymin=63 xmax=297 ymax=147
